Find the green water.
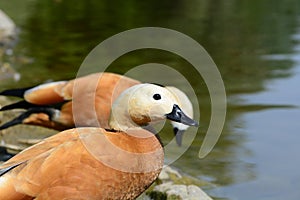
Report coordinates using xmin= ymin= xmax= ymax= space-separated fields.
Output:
xmin=1 ymin=0 xmax=300 ymax=199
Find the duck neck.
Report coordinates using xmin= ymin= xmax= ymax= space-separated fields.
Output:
xmin=108 ymin=85 xmax=143 ymax=132
xmin=109 ymin=110 xmax=141 ymax=132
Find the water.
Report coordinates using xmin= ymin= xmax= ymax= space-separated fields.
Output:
xmin=211 ymin=32 xmax=300 ymax=199
xmin=1 ymin=0 xmax=300 ymax=199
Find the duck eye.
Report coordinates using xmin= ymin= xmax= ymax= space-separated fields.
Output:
xmin=153 ymin=93 xmax=161 ymax=100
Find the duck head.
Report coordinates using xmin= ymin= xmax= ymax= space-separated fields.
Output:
xmin=109 ymin=84 xmax=198 ymax=131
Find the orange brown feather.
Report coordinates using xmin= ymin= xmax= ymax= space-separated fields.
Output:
xmin=0 ymin=72 xmax=140 ymax=130
xmin=0 ymin=128 xmax=163 ymax=200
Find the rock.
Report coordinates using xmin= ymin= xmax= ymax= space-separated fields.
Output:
xmin=0 ymin=96 xmax=57 ymax=155
xmin=158 ymin=165 xmax=212 ymax=187
xmin=0 ymin=9 xmax=16 ymax=42
xmin=137 ymin=165 xmax=214 ymax=200
xmin=158 ymin=165 xmax=182 ymax=180
xmin=0 ymin=62 xmax=20 ymax=81
xmin=148 ymin=182 xmax=213 ymax=200
xmin=187 ymin=185 xmax=212 ymax=200
xmin=0 ymin=9 xmax=20 ymax=82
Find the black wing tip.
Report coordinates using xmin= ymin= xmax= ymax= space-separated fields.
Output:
xmin=0 ymin=162 xmax=24 ymax=176
xmin=0 ymin=115 xmax=24 ymax=130
xmin=0 ymin=107 xmax=58 ymax=130
xmin=0 ymin=147 xmax=14 ymax=162
xmin=0 ymin=100 xmax=34 ymax=111
xmin=0 ymin=87 xmax=33 ymax=98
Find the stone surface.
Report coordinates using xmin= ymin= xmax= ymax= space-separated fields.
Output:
xmin=0 ymin=9 xmax=16 ymax=41
xmin=0 ymin=96 xmax=57 ymax=155
xmin=0 ymin=62 xmax=20 ymax=81
xmin=0 ymin=9 xmax=20 ymax=82
xmin=149 ymin=182 xmax=213 ymax=200
xmin=158 ymin=165 xmax=182 ymax=180
xmin=137 ymin=165 xmax=214 ymax=200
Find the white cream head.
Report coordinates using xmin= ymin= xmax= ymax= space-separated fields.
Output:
xmin=109 ymin=84 xmax=198 ymax=131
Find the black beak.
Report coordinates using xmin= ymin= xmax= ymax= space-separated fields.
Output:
xmin=173 ymin=127 xmax=185 ymax=146
xmin=166 ymin=104 xmax=199 ymax=127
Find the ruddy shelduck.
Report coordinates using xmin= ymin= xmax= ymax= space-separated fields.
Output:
xmin=0 ymin=72 xmax=194 ymax=145
xmin=0 ymin=72 xmax=140 ymax=130
xmin=0 ymin=83 xmax=198 ymax=199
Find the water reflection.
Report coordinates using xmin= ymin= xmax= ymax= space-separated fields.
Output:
xmin=209 ymin=17 xmax=300 ymax=200
xmin=1 ymin=0 xmax=300 ymax=199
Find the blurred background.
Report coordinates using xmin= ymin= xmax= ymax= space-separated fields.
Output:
xmin=0 ymin=0 xmax=300 ymax=199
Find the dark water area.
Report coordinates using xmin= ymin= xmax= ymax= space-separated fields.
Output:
xmin=1 ymin=0 xmax=300 ymax=199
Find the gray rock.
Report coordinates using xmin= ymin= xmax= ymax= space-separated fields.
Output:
xmin=187 ymin=185 xmax=212 ymax=200
xmin=0 ymin=63 xmax=20 ymax=81
xmin=0 ymin=9 xmax=16 ymax=41
xmin=151 ymin=182 xmax=213 ymax=200
xmin=0 ymin=96 xmax=57 ymax=154
xmin=139 ymin=165 xmax=214 ymax=200
xmin=158 ymin=165 xmax=182 ymax=181
xmin=0 ymin=9 xmax=20 ymax=82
